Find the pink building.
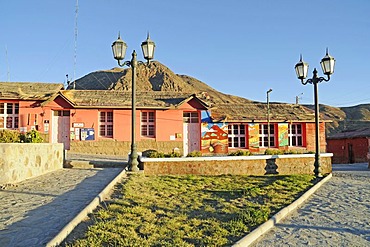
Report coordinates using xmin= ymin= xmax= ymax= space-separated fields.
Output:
xmin=0 ymin=81 xmax=328 ymax=157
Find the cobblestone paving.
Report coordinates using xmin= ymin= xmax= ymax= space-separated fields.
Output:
xmin=253 ymin=163 xmax=370 ymax=247
xmin=0 ymin=168 xmax=122 ymax=247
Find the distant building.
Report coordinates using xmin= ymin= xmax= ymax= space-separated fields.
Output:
xmin=327 ymin=127 xmax=370 ymax=164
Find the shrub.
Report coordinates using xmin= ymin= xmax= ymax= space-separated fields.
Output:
xmin=0 ymin=129 xmax=20 ymax=143
xmin=145 ymin=150 xmax=182 ymax=158
xmin=164 ymin=152 xmax=182 ymax=158
xmin=186 ymin=151 xmax=202 ymax=157
xmin=146 ymin=151 xmax=165 ymax=158
xmin=228 ymin=150 xmax=252 ymax=156
xmin=0 ymin=129 xmax=44 ymax=143
xmin=264 ymin=149 xmax=284 ymax=155
xmin=20 ymin=130 xmax=44 ymax=143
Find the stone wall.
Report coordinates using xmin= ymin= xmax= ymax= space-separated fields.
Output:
xmin=70 ymin=139 xmax=183 ymax=157
xmin=142 ymin=153 xmax=333 ymax=176
xmin=0 ymin=143 xmax=64 ymax=185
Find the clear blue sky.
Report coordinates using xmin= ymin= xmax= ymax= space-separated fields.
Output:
xmin=0 ymin=1 xmax=369 ymax=107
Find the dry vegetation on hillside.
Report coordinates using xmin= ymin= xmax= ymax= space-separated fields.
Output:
xmin=74 ymin=61 xmax=370 ymax=136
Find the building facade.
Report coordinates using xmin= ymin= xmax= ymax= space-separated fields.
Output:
xmin=0 ymin=82 xmax=328 ymax=157
xmin=327 ymin=128 xmax=370 ymax=164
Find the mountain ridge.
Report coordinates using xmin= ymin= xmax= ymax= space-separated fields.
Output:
xmin=73 ymin=61 xmax=369 ymax=136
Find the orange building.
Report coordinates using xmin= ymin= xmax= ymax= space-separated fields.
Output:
xmin=0 ymin=81 xmax=328 ymax=157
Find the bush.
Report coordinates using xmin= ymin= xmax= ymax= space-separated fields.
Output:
xmin=20 ymin=130 xmax=44 ymax=143
xmin=186 ymin=151 xmax=202 ymax=157
xmin=164 ymin=152 xmax=182 ymax=158
xmin=0 ymin=129 xmax=20 ymax=143
xmin=145 ymin=151 xmax=182 ymax=158
xmin=228 ymin=150 xmax=252 ymax=156
xmin=264 ymin=149 xmax=284 ymax=155
xmin=0 ymin=129 xmax=44 ymax=143
xmin=146 ymin=151 xmax=165 ymax=158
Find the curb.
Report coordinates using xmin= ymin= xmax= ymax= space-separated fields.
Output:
xmin=46 ymin=168 xmax=127 ymax=247
xmin=233 ymin=173 xmax=333 ymax=247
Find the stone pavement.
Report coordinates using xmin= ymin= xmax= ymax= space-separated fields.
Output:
xmin=252 ymin=163 xmax=370 ymax=247
xmin=0 ymin=167 xmax=123 ymax=247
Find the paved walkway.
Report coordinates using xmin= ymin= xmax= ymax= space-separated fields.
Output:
xmin=0 ymin=167 xmax=123 ymax=247
xmin=253 ymin=163 xmax=370 ymax=247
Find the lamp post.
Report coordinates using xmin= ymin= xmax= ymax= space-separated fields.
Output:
xmin=267 ymin=89 xmax=273 ymax=149
xmin=111 ymin=33 xmax=156 ymax=171
xmin=294 ymin=49 xmax=335 ymax=177
xmin=295 ymin=93 xmax=303 ymax=105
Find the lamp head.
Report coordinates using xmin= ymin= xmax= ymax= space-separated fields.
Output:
xmin=320 ymin=48 xmax=335 ymax=75
xmin=295 ymin=54 xmax=309 ymax=82
xmin=141 ymin=32 xmax=156 ymax=63
xmin=112 ymin=32 xmax=127 ymax=61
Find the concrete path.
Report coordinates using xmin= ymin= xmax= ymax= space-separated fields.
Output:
xmin=0 ymin=167 xmax=123 ymax=247
xmin=252 ymin=163 xmax=370 ymax=247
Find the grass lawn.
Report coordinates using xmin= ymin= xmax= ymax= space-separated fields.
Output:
xmin=64 ymin=173 xmax=315 ymax=247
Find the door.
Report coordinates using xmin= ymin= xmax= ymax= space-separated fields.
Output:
xmin=348 ymin=143 xmax=354 ymax=164
xmin=183 ymin=112 xmax=200 ymax=156
xmin=52 ymin=110 xmax=71 ymax=150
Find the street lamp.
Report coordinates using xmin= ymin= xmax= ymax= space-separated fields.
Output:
xmin=266 ymin=89 xmax=273 ymax=149
xmin=112 ymin=33 xmax=156 ymax=171
xmin=294 ymin=49 xmax=335 ymax=177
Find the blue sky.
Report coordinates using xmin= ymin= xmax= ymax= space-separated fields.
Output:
xmin=0 ymin=1 xmax=369 ymax=107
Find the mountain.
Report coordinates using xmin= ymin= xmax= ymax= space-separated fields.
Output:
xmin=72 ymin=61 xmax=254 ymax=107
xmin=305 ymin=104 xmax=370 ymax=136
xmin=72 ymin=61 xmax=369 ymax=136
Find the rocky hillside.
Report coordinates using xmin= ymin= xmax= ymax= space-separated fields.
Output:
xmin=73 ymin=61 xmax=254 ymax=107
xmin=305 ymin=104 xmax=370 ymax=136
xmin=73 ymin=61 xmax=369 ymax=136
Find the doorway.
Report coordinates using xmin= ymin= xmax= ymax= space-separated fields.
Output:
xmin=52 ymin=110 xmax=70 ymax=150
xmin=183 ymin=112 xmax=200 ymax=156
xmin=348 ymin=143 xmax=354 ymax=163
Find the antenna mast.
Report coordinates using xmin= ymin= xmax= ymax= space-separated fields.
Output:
xmin=5 ymin=46 xmax=10 ymax=82
xmin=73 ymin=0 xmax=79 ymax=89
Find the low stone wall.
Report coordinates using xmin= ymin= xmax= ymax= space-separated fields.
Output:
xmin=70 ymin=139 xmax=182 ymax=157
xmin=141 ymin=153 xmax=333 ymax=176
xmin=0 ymin=143 xmax=64 ymax=185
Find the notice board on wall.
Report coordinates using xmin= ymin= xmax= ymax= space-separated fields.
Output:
xmin=80 ymin=128 xmax=95 ymax=141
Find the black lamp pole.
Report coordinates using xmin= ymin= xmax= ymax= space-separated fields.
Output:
xmin=267 ymin=89 xmax=272 ymax=149
xmin=295 ymin=49 xmax=335 ymax=177
xmin=112 ymin=33 xmax=155 ymax=171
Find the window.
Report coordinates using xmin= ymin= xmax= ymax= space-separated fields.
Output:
xmin=99 ymin=111 xmax=113 ymax=137
xmin=183 ymin=112 xmax=199 ymax=123
xmin=141 ymin=111 xmax=155 ymax=137
xmin=259 ymin=124 xmax=275 ymax=147
xmin=228 ymin=124 xmax=246 ymax=148
xmin=0 ymin=103 xmax=19 ymax=129
xmin=53 ymin=110 xmax=70 ymax=116
xmin=289 ymin=124 xmax=303 ymax=146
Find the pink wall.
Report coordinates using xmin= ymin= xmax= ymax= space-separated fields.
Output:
xmin=155 ymin=109 xmax=183 ymax=142
xmin=113 ymin=109 xmax=131 ymax=141
xmin=18 ymin=101 xmax=44 ymax=132
xmin=71 ymin=109 xmax=98 ymax=129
